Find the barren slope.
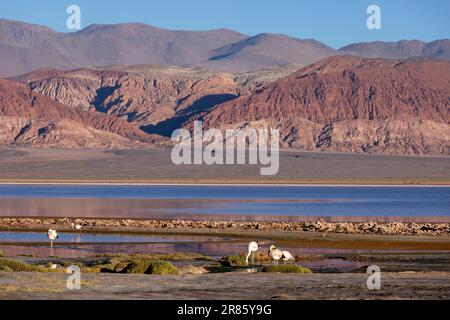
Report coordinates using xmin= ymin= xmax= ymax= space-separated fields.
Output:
xmin=194 ymin=56 xmax=450 ymax=155
xmin=0 ymin=78 xmax=156 ymax=148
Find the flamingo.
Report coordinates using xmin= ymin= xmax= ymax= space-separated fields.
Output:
xmin=245 ymin=241 xmax=260 ymax=265
xmin=47 ymin=229 xmax=58 ymax=257
xmin=71 ymin=222 xmax=82 ymax=233
xmin=281 ymin=250 xmax=295 ymax=263
xmin=268 ymin=245 xmax=283 ymax=265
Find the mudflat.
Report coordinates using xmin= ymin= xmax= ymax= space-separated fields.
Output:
xmin=1 ymin=271 xmax=450 ymax=300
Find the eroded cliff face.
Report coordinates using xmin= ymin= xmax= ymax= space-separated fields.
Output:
xmin=17 ymin=68 xmax=243 ymax=128
xmin=0 ymin=78 xmax=158 ymax=149
xmin=194 ymin=56 xmax=450 ymax=155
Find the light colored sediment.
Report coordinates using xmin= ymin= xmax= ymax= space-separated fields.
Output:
xmin=1 ymin=271 xmax=450 ymax=300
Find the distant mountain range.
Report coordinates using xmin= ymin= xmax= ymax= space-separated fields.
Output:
xmin=0 ymin=19 xmax=449 ymax=76
xmin=0 ymin=19 xmax=449 ymax=155
xmin=339 ymin=40 xmax=450 ymax=60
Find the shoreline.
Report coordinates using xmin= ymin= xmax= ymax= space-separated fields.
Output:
xmin=1 ymin=218 xmax=449 ymax=241
xmin=0 ymin=180 xmax=449 ymax=186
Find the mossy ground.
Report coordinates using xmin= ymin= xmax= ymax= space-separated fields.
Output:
xmin=0 ymin=258 xmax=47 ymax=272
xmin=0 ymin=253 xmax=311 ymax=275
xmin=0 ymin=253 xmax=187 ymax=275
xmin=120 ymin=260 xmax=180 ymax=275
xmin=219 ymin=251 xmax=289 ymax=267
xmin=261 ymin=265 xmax=312 ymax=273
xmin=0 ymin=265 xmax=13 ymax=272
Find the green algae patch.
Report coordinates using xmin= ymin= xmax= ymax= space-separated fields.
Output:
xmin=121 ymin=260 xmax=180 ymax=275
xmin=0 ymin=258 xmax=47 ymax=272
xmin=147 ymin=261 xmax=180 ymax=275
xmin=0 ymin=265 xmax=13 ymax=272
xmin=261 ymin=265 xmax=312 ymax=273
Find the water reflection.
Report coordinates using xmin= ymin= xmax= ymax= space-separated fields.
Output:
xmin=0 ymin=240 xmax=438 ymax=259
xmin=0 ymin=185 xmax=449 ymax=220
xmin=0 ymin=231 xmax=228 ymax=244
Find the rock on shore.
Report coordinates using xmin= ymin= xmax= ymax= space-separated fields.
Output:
xmin=0 ymin=218 xmax=449 ymax=237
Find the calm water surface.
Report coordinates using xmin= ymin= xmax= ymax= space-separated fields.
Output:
xmin=0 ymin=230 xmax=428 ymax=272
xmin=2 ymin=185 xmax=448 ymax=267
xmin=0 ymin=231 xmax=228 ymax=244
xmin=0 ymin=185 xmax=448 ymax=220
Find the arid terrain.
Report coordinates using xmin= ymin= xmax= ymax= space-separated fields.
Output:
xmin=0 ymin=19 xmax=449 ymax=160
xmin=194 ymin=56 xmax=450 ymax=155
xmin=2 ymin=271 xmax=450 ymax=300
xmin=0 ymin=147 xmax=448 ymax=184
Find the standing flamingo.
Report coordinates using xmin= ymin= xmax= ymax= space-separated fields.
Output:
xmin=47 ymin=229 xmax=58 ymax=256
xmin=245 ymin=241 xmax=260 ymax=265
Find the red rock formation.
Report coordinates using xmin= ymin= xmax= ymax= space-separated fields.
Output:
xmin=0 ymin=78 xmax=157 ymax=148
xmin=194 ymin=56 xmax=450 ymax=155
xmin=13 ymin=67 xmax=242 ymax=129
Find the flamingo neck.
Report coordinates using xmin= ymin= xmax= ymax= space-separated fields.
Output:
xmin=245 ymin=251 xmax=251 ymax=263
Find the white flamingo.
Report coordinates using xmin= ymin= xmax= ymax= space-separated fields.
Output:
xmin=281 ymin=250 xmax=295 ymax=263
xmin=71 ymin=222 xmax=82 ymax=233
xmin=47 ymin=229 xmax=58 ymax=256
xmin=268 ymin=245 xmax=283 ymax=265
xmin=245 ymin=241 xmax=260 ymax=265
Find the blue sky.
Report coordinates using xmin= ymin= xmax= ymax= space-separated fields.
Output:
xmin=1 ymin=0 xmax=449 ymax=48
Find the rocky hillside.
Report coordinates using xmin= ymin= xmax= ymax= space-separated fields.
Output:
xmin=0 ymin=78 xmax=157 ymax=148
xmin=339 ymin=40 xmax=450 ymax=60
xmin=12 ymin=65 xmax=298 ymax=137
xmin=193 ymin=56 xmax=450 ymax=155
xmin=4 ymin=56 xmax=450 ymax=154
